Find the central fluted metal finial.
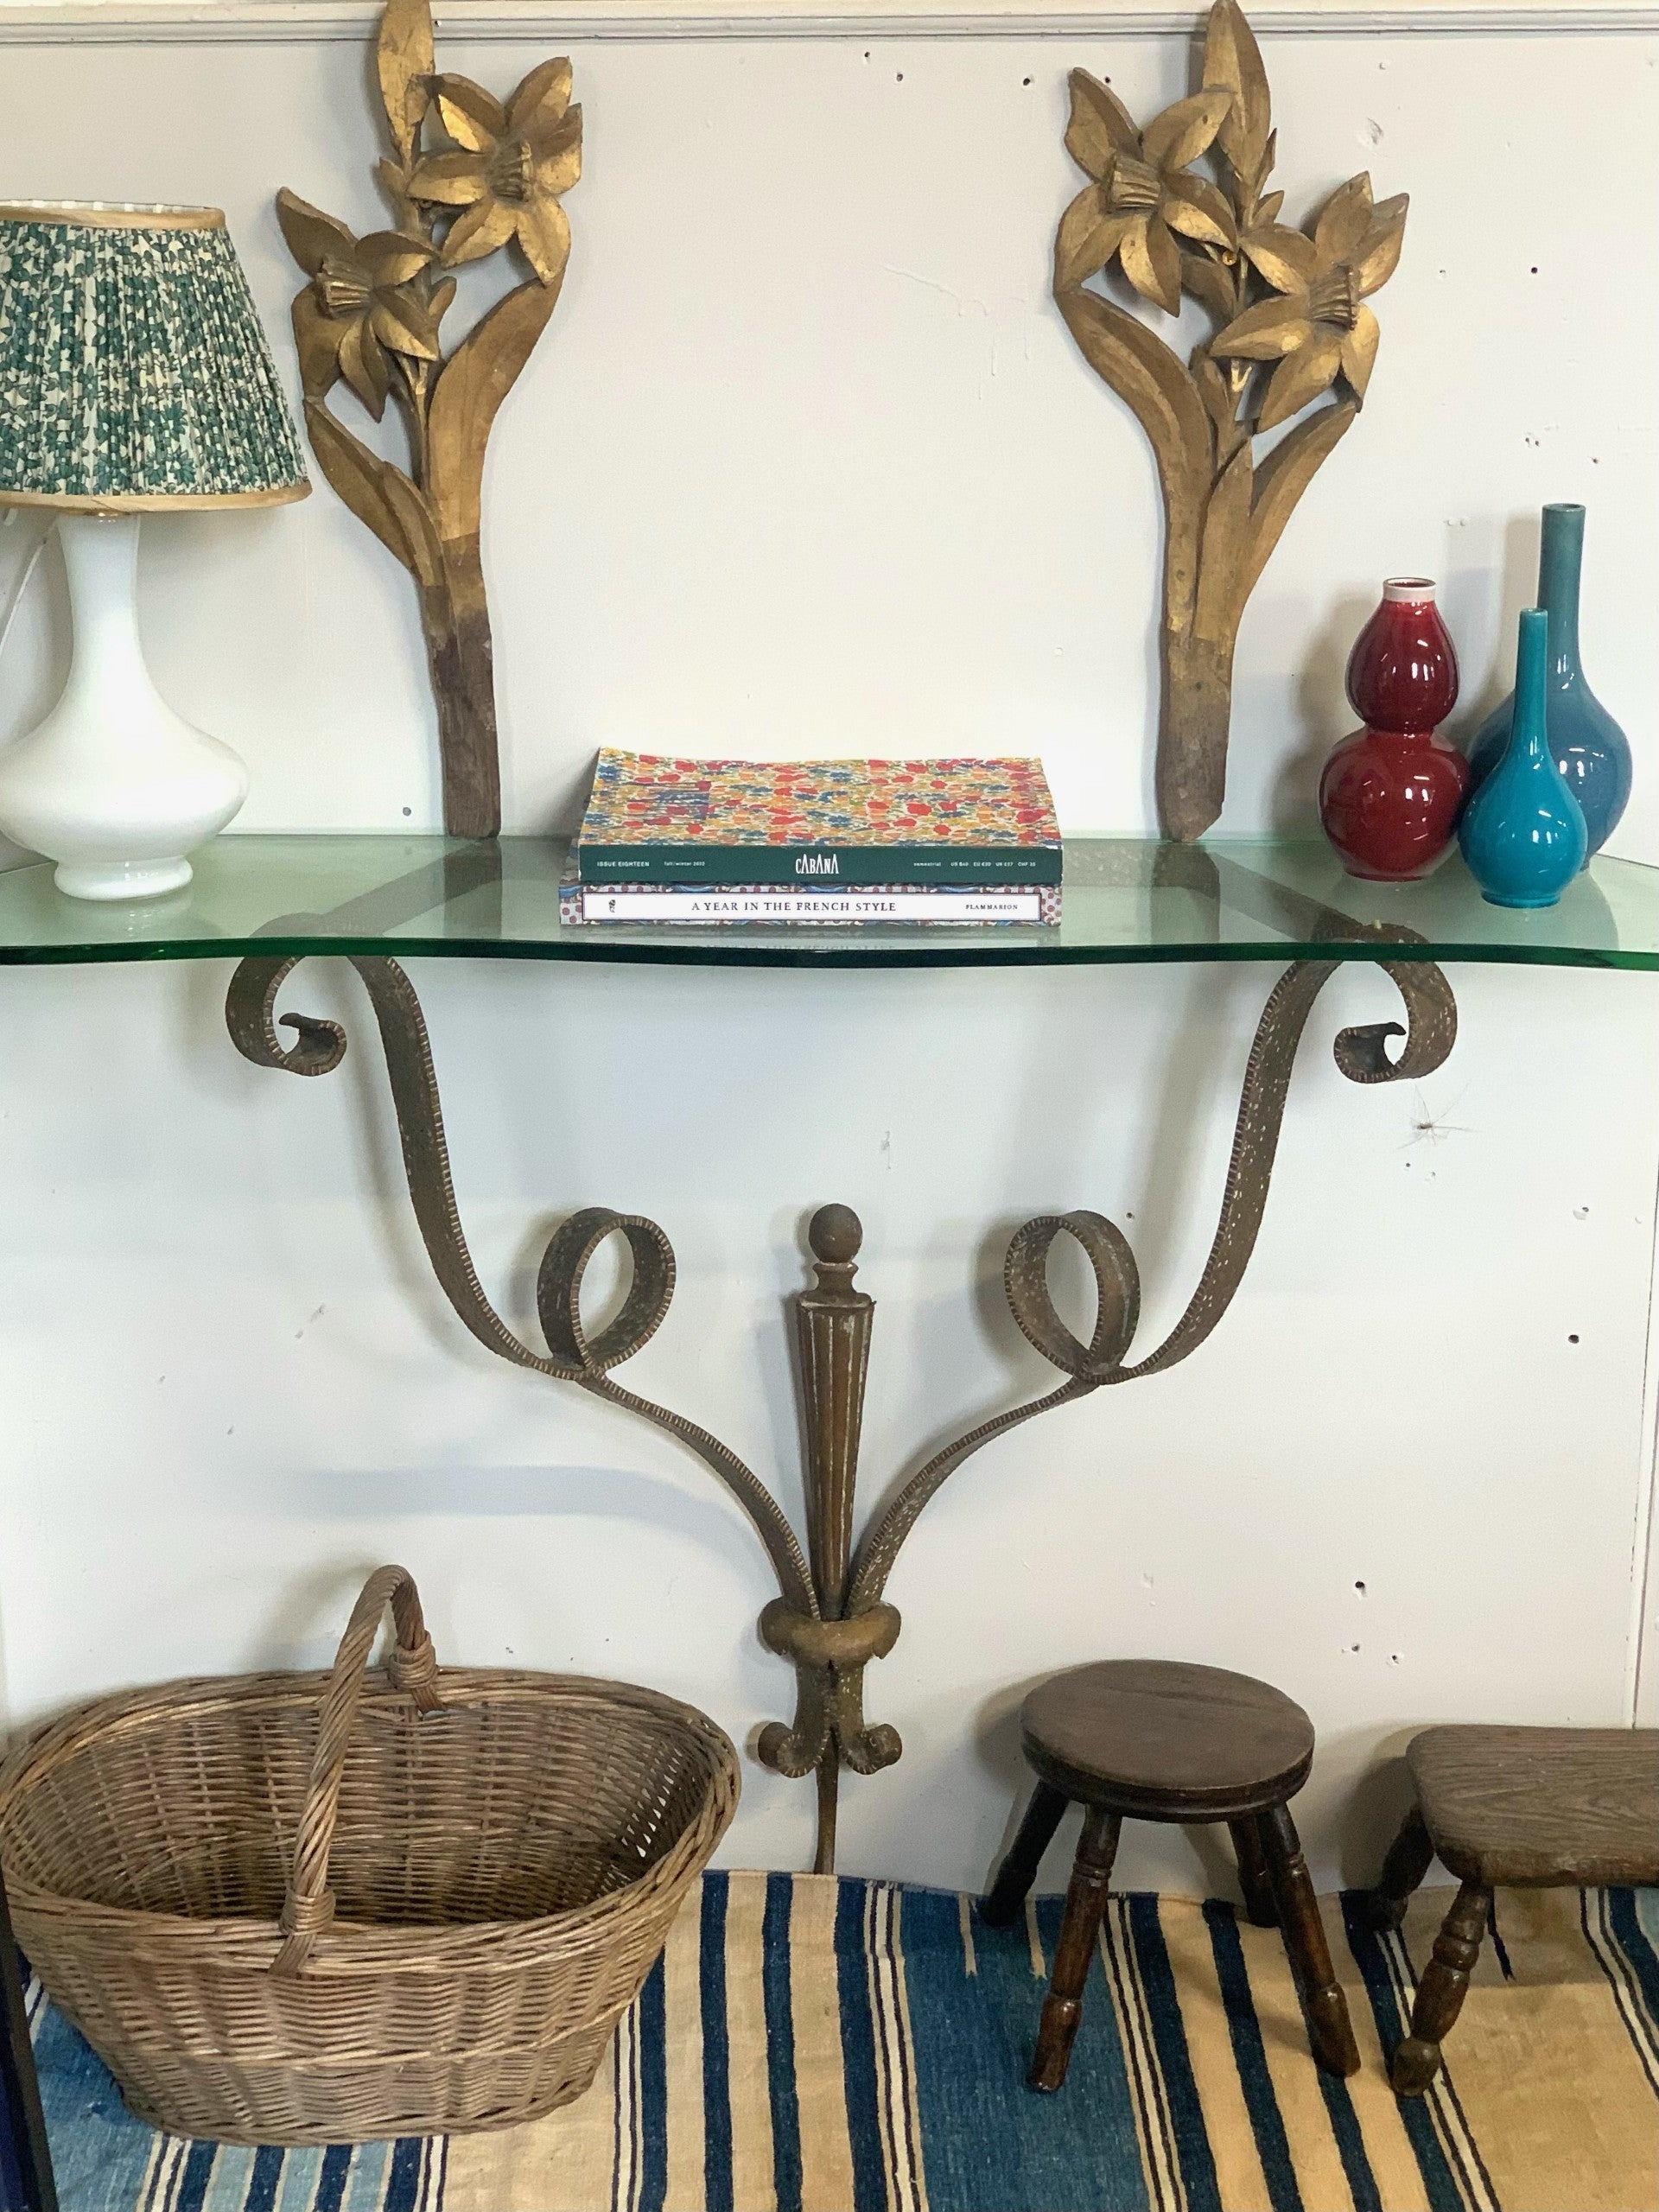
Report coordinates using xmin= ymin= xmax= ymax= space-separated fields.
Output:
xmin=808 ymin=1201 xmax=862 ymax=1276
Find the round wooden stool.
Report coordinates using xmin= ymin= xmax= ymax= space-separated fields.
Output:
xmin=981 ymin=1659 xmax=1360 ymax=2090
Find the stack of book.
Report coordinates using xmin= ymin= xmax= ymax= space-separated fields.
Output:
xmin=563 ymin=751 xmax=1061 ymax=927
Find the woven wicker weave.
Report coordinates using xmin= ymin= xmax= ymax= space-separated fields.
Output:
xmin=0 ymin=1565 xmax=739 ymax=2145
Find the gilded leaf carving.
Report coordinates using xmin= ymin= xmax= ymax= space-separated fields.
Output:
xmin=376 ymin=0 xmax=434 ymax=166
xmin=1236 ymin=397 xmax=1357 ymax=617
xmin=428 ymin=278 xmax=561 ymax=541
xmin=1056 ymin=289 xmax=1211 ymax=511
xmin=278 ymin=0 xmax=582 ymax=837
xmin=302 ymin=399 xmax=429 ymax=578
xmin=1052 ymin=0 xmax=1408 ymax=840
xmin=1204 ymin=0 xmax=1271 ymax=183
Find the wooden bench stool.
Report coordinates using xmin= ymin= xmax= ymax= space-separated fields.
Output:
xmin=1370 ymin=1724 xmax=1659 ymax=2094
xmin=980 ymin=1659 xmax=1359 ymax=2090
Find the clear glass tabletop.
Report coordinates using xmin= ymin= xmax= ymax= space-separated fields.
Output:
xmin=0 ymin=834 xmax=1654 ymax=970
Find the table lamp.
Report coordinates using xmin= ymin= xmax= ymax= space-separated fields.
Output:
xmin=0 ymin=202 xmax=308 ymax=899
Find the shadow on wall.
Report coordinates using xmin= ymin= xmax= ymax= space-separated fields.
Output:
xmin=1270 ymin=590 xmax=1371 ymax=832
xmin=1441 ymin=509 xmax=1545 ymax=736
xmin=1337 ymin=1731 xmax=1424 ymax=1892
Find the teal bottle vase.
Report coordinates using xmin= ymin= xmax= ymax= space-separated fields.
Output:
xmin=1459 ymin=608 xmax=1587 ymax=908
xmin=1466 ymin=503 xmax=1630 ymax=857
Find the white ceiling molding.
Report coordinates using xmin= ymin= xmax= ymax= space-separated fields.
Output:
xmin=0 ymin=0 xmax=1652 ymax=37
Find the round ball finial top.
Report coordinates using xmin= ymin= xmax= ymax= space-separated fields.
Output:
xmin=809 ymin=1204 xmax=862 ymax=1265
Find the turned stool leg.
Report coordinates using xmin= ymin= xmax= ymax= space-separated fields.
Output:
xmin=1389 ymin=1878 xmax=1490 ymax=2096
xmin=1230 ymin=1815 xmax=1279 ymax=1927
xmin=982 ymin=1781 xmax=1068 ymax=1929
xmin=1369 ymin=1807 xmax=1435 ymax=1931
xmin=1029 ymin=1804 xmax=1120 ymax=2093
xmin=1258 ymin=1803 xmax=1360 ymax=2077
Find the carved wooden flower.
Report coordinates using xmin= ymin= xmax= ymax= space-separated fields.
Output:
xmin=1209 ymin=174 xmax=1407 ymax=429
xmin=276 ymin=191 xmax=440 ymax=418
xmin=408 ymin=60 xmax=582 ymax=287
xmin=1055 ymin=73 xmax=1236 ymax=311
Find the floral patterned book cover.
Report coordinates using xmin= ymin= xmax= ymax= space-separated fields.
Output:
xmin=572 ymin=749 xmax=1061 ymax=887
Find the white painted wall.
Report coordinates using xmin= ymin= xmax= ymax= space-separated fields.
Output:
xmin=0 ymin=10 xmax=1656 ymax=1895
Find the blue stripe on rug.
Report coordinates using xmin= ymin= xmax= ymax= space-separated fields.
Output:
xmin=897 ymin=1884 xmax=1153 ymax=2212
xmin=245 ymin=2145 xmax=283 ymax=2212
xmin=762 ymin=1871 xmax=803 ymax=2212
xmin=384 ymin=2138 xmax=425 ymax=2212
xmin=1125 ymin=1892 xmax=1223 ymax=2212
xmin=834 ymin=1874 xmax=887 ymax=2212
xmin=175 ymin=2139 xmax=218 ymax=2212
xmin=1338 ymin=1894 xmax=1467 ymax=2212
xmin=1606 ymin=1889 xmax=1659 ymax=2027
xmin=1203 ymin=1900 xmax=1301 ymax=2212
xmin=635 ymin=1951 xmax=669 ymax=2212
xmin=698 ymin=1869 xmax=734 ymax=2212
xmin=1317 ymin=2069 xmax=1381 ymax=2212
xmin=316 ymin=2140 xmax=353 ymax=2212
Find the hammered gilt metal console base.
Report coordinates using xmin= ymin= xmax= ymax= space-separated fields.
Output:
xmin=226 ymin=945 xmax=1455 ymax=1872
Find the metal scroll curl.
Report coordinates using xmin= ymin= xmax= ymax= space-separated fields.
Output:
xmin=226 ymin=952 xmax=817 ymax=1618
xmin=842 ymin=953 xmax=1457 ymax=1617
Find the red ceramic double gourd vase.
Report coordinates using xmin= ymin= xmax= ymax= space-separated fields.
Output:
xmin=1319 ymin=580 xmax=1467 ymax=881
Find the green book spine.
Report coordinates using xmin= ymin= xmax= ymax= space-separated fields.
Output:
xmin=575 ymin=842 xmax=1061 ymax=887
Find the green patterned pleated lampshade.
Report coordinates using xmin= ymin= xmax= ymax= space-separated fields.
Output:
xmin=0 ymin=203 xmax=308 ymax=510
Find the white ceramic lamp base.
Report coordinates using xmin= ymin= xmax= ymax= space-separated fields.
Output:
xmin=0 ymin=513 xmax=248 ymax=901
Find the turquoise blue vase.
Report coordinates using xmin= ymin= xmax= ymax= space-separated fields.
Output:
xmin=1465 ymin=503 xmax=1630 ymax=857
xmin=1459 ymin=609 xmax=1586 ymax=907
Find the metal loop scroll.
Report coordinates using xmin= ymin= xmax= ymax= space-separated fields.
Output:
xmin=845 ymin=952 xmax=1456 ymax=1612
xmin=226 ymin=953 xmax=817 ymax=1617
xmin=537 ymin=1210 xmax=677 ymax=1373
xmin=1005 ymin=1210 xmax=1141 ymax=1381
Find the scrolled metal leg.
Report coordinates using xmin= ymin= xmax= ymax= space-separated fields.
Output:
xmin=226 ymin=940 xmax=1456 ymax=1877
xmin=845 ymin=950 xmax=1458 ymax=1615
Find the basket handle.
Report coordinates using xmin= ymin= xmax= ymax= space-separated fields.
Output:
xmin=273 ymin=1565 xmax=442 ymax=1976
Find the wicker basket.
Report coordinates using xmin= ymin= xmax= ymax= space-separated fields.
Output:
xmin=0 ymin=1565 xmax=739 ymax=2145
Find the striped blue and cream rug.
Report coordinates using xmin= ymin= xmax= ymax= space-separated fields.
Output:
xmin=35 ymin=1873 xmax=1659 ymax=2212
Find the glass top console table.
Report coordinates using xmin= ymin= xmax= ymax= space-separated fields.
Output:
xmin=2 ymin=830 xmax=1651 ymax=2203
xmin=0 ymin=831 xmax=1653 ymax=970
xmin=2 ymin=832 xmax=1649 ymax=1873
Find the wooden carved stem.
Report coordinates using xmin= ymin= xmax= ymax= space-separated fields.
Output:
xmin=226 ymin=946 xmax=1454 ymax=1872
xmin=422 ymin=534 xmax=497 ymax=840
